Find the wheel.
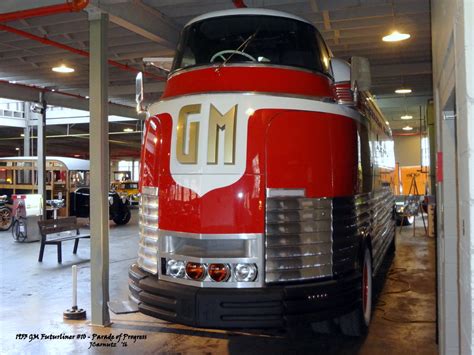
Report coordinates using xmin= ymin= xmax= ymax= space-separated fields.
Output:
xmin=339 ymin=246 xmax=372 ymax=336
xmin=12 ymin=219 xmax=27 ymax=242
xmin=112 ymin=208 xmax=131 ymax=225
xmin=0 ymin=207 xmax=12 ymax=231
xmin=210 ymin=49 xmax=257 ymax=63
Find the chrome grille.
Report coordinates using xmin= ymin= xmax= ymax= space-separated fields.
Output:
xmin=265 ymin=194 xmax=333 ymax=283
xmin=332 ymin=82 xmax=354 ymax=105
xmin=370 ymin=188 xmax=395 ymax=274
xmin=137 ymin=186 xmax=159 ymax=274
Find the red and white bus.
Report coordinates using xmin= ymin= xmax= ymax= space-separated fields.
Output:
xmin=129 ymin=8 xmax=395 ymax=336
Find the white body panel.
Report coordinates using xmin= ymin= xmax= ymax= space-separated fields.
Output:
xmin=149 ymin=93 xmax=361 ymax=196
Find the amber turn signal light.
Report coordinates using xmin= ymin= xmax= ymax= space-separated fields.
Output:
xmin=208 ymin=263 xmax=230 ymax=282
xmin=185 ymin=262 xmax=206 ymax=281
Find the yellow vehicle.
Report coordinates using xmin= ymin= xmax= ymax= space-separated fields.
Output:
xmin=110 ymin=181 xmax=140 ymax=206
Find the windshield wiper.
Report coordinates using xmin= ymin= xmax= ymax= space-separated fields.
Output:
xmin=215 ymin=29 xmax=259 ymax=73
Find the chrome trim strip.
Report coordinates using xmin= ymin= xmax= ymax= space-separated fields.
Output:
xmin=266 ymin=188 xmax=306 ymax=198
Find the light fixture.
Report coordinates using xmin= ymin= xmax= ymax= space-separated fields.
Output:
xmin=402 ymin=126 xmax=413 ymax=131
xmin=234 ymin=263 xmax=257 ymax=282
xmin=395 ymin=88 xmax=412 ymax=94
xmin=382 ymin=31 xmax=411 ymax=42
xmin=123 ymin=128 xmax=134 ymax=132
xmin=401 ymin=115 xmax=413 ymax=120
xmin=85 ymin=96 xmax=89 ymax=99
xmin=52 ymin=64 xmax=75 ymax=73
xmin=385 ymin=121 xmax=389 ymax=125
xmin=20 ymin=134 xmax=24 ymax=137
xmin=15 ymin=147 xmax=20 ymax=151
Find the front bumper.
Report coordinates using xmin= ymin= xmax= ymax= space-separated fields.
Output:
xmin=129 ymin=264 xmax=361 ymax=329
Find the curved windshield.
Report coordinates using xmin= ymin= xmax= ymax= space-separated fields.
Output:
xmin=172 ymin=15 xmax=331 ymax=75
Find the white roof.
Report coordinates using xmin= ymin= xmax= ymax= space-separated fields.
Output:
xmin=185 ymin=8 xmax=311 ymax=27
xmin=0 ymin=156 xmax=90 ymax=171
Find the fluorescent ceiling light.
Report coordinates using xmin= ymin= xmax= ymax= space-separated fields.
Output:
xmin=52 ymin=64 xmax=75 ymax=73
xmin=383 ymin=31 xmax=411 ymax=42
xmin=123 ymin=128 xmax=134 ymax=132
xmin=395 ymin=88 xmax=412 ymax=94
xmin=385 ymin=121 xmax=389 ymax=125
xmin=401 ymin=115 xmax=413 ymax=120
xmin=402 ymin=126 xmax=413 ymax=131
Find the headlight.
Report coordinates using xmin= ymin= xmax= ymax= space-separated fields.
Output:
xmin=167 ymin=260 xmax=185 ymax=278
xmin=234 ymin=263 xmax=257 ymax=282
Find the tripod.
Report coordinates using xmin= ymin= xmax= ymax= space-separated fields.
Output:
xmin=400 ymin=173 xmax=427 ymax=237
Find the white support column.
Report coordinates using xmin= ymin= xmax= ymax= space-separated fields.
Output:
xmin=37 ymin=93 xmax=47 ymax=220
xmin=23 ymin=102 xmax=30 ymax=157
xmin=89 ymin=10 xmax=110 ymax=327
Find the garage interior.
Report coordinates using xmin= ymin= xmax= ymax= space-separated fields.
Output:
xmin=0 ymin=0 xmax=472 ymax=354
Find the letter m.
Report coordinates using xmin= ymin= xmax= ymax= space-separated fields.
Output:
xmin=207 ymin=104 xmax=237 ymax=165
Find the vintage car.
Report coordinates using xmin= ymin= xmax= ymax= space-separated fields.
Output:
xmin=110 ymin=181 xmax=140 ymax=206
xmin=69 ymin=187 xmax=131 ymax=225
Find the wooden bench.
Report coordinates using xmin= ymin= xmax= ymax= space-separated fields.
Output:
xmin=38 ymin=217 xmax=90 ymax=263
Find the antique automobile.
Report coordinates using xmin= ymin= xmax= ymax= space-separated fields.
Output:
xmin=69 ymin=187 xmax=131 ymax=225
xmin=129 ymin=8 xmax=396 ymax=336
xmin=0 ymin=195 xmax=12 ymax=231
xmin=110 ymin=181 xmax=140 ymax=206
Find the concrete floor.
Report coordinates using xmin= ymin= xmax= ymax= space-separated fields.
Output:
xmin=0 ymin=212 xmax=438 ymax=354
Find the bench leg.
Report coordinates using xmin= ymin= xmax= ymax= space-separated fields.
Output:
xmin=57 ymin=243 xmax=62 ymax=263
xmin=38 ymin=242 xmax=45 ymax=262
xmin=73 ymin=238 xmax=79 ymax=254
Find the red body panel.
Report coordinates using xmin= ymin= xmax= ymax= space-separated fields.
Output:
xmin=163 ymin=66 xmax=333 ymax=100
xmin=265 ymin=111 xmax=358 ymax=197
xmin=141 ymin=109 xmax=360 ymax=234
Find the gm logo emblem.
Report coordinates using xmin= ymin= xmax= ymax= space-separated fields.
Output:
xmin=176 ymin=104 xmax=237 ymax=165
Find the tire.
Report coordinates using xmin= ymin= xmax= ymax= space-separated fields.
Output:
xmin=12 ymin=219 xmax=27 ymax=242
xmin=112 ymin=208 xmax=131 ymax=225
xmin=0 ymin=207 xmax=12 ymax=231
xmin=339 ymin=246 xmax=373 ymax=337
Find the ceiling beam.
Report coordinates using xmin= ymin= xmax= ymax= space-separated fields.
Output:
xmin=371 ymin=62 xmax=432 ymax=78
xmin=89 ymin=0 xmax=179 ymax=49
xmin=0 ymin=81 xmax=138 ymax=118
